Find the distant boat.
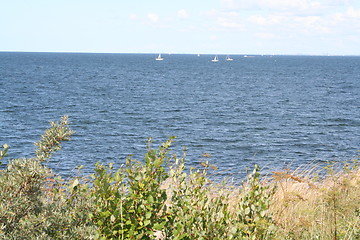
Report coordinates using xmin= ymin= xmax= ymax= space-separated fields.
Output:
xmin=197 ymin=53 xmax=200 ymax=57
xmin=211 ymin=55 xmax=219 ymax=62
xmin=226 ymin=55 xmax=233 ymax=61
xmin=155 ymin=54 xmax=164 ymax=61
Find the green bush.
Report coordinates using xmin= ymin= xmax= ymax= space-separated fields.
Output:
xmin=235 ymin=165 xmax=276 ymax=239
xmin=4 ymin=116 xmax=358 ymax=239
xmin=0 ymin=116 xmax=95 ymax=239
xmin=0 ymin=116 xmax=277 ymax=239
xmin=89 ymin=138 xmax=276 ymax=240
xmin=90 ymin=138 xmax=174 ymax=239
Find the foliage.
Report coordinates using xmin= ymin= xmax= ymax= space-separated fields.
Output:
xmin=1 ymin=116 xmax=359 ymax=239
xmin=0 ymin=144 xmax=9 ymax=164
xmin=88 ymin=137 xmax=277 ymax=240
xmin=235 ymin=165 xmax=276 ymax=239
xmin=0 ymin=116 xmax=95 ymax=239
xmin=90 ymin=138 xmax=173 ymax=239
xmin=35 ymin=115 xmax=74 ymax=162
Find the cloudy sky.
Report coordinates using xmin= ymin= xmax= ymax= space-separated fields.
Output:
xmin=1 ymin=0 xmax=360 ymax=55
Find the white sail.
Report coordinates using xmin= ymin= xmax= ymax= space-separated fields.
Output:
xmin=155 ymin=54 xmax=164 ymax=61
xmin=211 ymin=55 xmax=219 ymax=62
xmin=226 ymin=55 xmax=233 ymax=61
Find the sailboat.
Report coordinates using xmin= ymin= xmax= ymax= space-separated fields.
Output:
xmin=226 ymin=55 xmax=233 ymax=61
xmin=211 ymin=55 xmax=219 ymax=62
xmin=155 ymin=54 xmax=164 ymax=61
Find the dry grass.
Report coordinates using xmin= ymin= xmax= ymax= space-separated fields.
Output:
xmin=268 ymin=162 xmax=360 ymax=239
xmin=161 ymin=160 xmax=360 ymax=239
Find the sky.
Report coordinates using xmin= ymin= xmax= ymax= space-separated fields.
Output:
xmin=1 ymin=0 xmax=360 ymax=55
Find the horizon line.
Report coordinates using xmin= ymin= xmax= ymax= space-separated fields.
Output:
xmin=0 ymin=50 xmax=359 ymax=57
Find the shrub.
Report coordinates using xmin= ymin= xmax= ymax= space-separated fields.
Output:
xmin=1 ymin=116 xmax=359 ymax=239
xmin=88 ymin=138 xmax=277 ymax=240
xmin=0 ymin=116 xmax=95 ymax=239
xmin=90 ymin=138 xmax=173 ymax=239
xmin=235 ymin=165 xmax=276 ymax=239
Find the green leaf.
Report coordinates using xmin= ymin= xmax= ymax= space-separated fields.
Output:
xmin=153 ymin=222 xmax=166 ymax=230
xmin=144 ymin=219 xmax=151 ymax=226
xmin=147 ymin=195 xmax=154 ymax=203
xmin=251 ymin=204 xmax=256 ymax=211
xmin=100 ymin=211 xmax=111 ymax=218
xmin=154 ymin=158 xmax=162 ymax=167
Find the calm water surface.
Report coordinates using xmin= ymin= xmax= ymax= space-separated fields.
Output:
xmin=0 ymin=53 xmax=359 ymax=179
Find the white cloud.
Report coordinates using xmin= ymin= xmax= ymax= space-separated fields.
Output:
xmin=259 ymin=0 xmax=321 ymax=11
xmin=333 ymin=6 xmax=360 ymax=22
xmin=129 ymin=14 xmax=137 ymax=20
xmin=217 ymin=17 xmax=245 ymax=29
xmin=178 ymin=25 xmax=198 ymax=32
xmin=147 ymin=13 xmax=159 ymax=23
xmin=221 ymin=0 xmax=239 ymax=9
xmin=221 ymin=0 xmax=322 ymax=11
xmin=210 ymin=35 xmax=218 ymax=40
xmin=178 ymin=9 xmax=189 ymax=19
xmin=295 ymin=15 xmax=321 ymax=24
xmin=248 ymin=15 xmax=267 ymax=25
xmin=346 ymin=7 xmax=360 ymax=18
xmin=205 ymin=9 xmax=219 ymax=17
xmin=320 ymin=0 xmax=354 ymax=6
xmin=203 ymin=8 xmax=244 ymax=31
xmin=248 ymin=15 xmax=286 ymax=26
xmin=255 ymin=32 xmax=276 ymax=39
xmin=293 ymin=15 xmax=331 ymax=33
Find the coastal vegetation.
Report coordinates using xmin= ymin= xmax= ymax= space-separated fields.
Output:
xmin=0 ymin=116 xmax=359 ymax=239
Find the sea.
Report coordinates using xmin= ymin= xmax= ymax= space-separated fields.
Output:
xmin=0 ymin=52 xmax=359 ymax=180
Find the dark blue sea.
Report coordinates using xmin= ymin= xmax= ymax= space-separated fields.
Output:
xmin=0 ymin=52 xmax=359 ymax=179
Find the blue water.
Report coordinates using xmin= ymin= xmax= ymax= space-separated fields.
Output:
xmin=0 ymin=52 xmax=359 ymax=179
